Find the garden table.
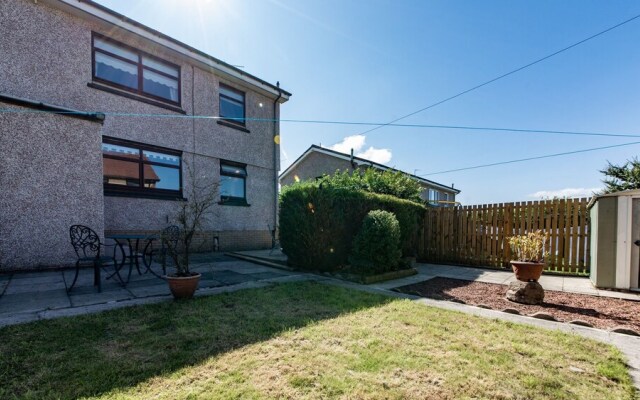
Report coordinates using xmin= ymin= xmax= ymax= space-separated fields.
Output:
xmin=105 ymin=233 xmax=162 ymax=283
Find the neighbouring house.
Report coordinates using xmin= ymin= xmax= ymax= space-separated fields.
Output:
xmin=279 ymin=145 xmax=460 ymax=205
xmin=0 ymin=0 xmax=291 ymax=269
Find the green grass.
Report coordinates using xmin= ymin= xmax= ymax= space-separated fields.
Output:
xmin=0 ymin=282 xmax=634 ymax=399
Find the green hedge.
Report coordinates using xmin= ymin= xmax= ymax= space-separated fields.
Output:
xmin=279 ymin=181 xmax=425 ymax=272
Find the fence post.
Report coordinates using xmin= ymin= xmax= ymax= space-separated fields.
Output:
xmin=504 ymin=203 xmax=513 ymax=267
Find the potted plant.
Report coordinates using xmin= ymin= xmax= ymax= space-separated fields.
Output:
xmin=163 ymin=161 xmax=219 ymax=299
xmin=507 ymin=230 xmax=548 ymax=282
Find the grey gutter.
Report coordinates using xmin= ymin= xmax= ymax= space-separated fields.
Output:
xmin=0 ymin=93 xmax=105 ymax=123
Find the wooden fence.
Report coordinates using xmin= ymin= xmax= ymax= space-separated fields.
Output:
xmin=420 ymin=198 xmax=591 ymax=275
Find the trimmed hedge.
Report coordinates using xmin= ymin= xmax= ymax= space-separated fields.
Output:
xmin=350 ymin=210 xmax=402 ymax=274
xmin=279 ymin=181 xmax=425 ymax=272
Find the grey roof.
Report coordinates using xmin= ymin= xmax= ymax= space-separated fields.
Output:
xmin=280 ymin=144 xmax=460 ymax=194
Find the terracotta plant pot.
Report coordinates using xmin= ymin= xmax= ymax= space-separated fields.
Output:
xmin=510 ymin=261 xmax=544 ymax=282
xmin=166 ymin=273 xmax=201 ymax=299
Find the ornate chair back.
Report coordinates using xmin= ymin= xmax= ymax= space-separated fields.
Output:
xmin=69 ymin=225 xmax=102 ymax=259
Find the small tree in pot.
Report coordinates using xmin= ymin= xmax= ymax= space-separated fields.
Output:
xmin=163 ymin=161 xmax=219 ymax=299
xmin=507 ymin=230 xmax=548 ymax=282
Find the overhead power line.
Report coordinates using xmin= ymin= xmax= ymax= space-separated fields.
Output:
xmin=421 ymin=141 xmax=640 ymax=176
xmin=1 ymin=108 xmax=640 ymax=139
xmin=357 ymin=13 xmax=640 ymax=136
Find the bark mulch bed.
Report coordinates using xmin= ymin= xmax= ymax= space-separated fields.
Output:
xmin=395 ymin=277 xmax=640 ymax=331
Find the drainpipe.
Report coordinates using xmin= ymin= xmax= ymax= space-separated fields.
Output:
xmin=272 ymin=82 xmax=282 ymax=242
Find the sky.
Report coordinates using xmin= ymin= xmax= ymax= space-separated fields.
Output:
xmin=95 ymin=0 xmax=640 ymax=204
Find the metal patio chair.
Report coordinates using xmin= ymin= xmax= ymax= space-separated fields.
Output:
xmin=68 ymin=225 xmax=123 ymax=292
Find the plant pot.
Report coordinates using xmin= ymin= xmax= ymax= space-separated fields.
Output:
xmin=510 ymin=261 xmax=544 ymax=282
xmin=166 ymin=273 xmax=201 ymax=299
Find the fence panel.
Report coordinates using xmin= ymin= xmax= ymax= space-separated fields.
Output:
xmin=421 ymin=197 xmax=591 ymax=275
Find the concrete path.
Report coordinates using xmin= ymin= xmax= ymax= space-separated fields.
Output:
xmin=372 ymin=263 xmax=640 ymax=301
xmin=229 ymin=249 xmax=640 ymax=301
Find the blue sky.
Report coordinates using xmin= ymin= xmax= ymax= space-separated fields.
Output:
xmin=96 ymin=0 xmax=640 ymax=204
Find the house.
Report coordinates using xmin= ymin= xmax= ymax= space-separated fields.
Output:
xmin=0 ymin=0 xmax=291 ymax=269
xmin=279 ymin=145 xmax=460 ymax=204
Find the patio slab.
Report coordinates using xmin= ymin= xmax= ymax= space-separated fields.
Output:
xmin=126 ymin=284 xmax=170 ymax=298
xmin=0 ymin=289 xmax=71 ymax=315
xmin=198 ymin=279 xmax=224 ymax=289
xmin=0 ymin=253 xmax=307 ymax=327
xmin=248 ymin=272 xmax=287 ymax=280
xmin=5 ymin=280 xmax=68 ymax=294
xmin=214 ymin=270 xmax=258 ymax=285
xmin=69 ymin=289 xmax=134 ymax=307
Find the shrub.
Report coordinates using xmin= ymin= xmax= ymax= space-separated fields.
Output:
xmin=349 ymin=210 xmax=402 ymax=274
xmin=318 ymin=168 xmax=424 ymax=203
xmin=279 ymin=181 xmax=425 ymax=272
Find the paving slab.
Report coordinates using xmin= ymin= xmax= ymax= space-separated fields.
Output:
xmin=190 ymin=265 xmax=213 ymax=274
xmin=598 ymin=290 xmax=640 ymax=301
xmin=474 ymin=272 xmax=512 ymax=284
xmin=248 ymin=272 xmax=286 ymax=280
xmin=9 ymin=271 xmax=62 ymax=280
xmin=198 ymin=279 xmax=224 ymax=289
xmin=62 ymin=269 xmax=125 ymax=289
xmin=4 ymin=280 xmax=67 ymax=294
xmin=126 ymin=284 xmax=170 ymax=298
xmin=69 ymin=289 xmax=134 ymax=307
xmin=215 ymin=270 xmax=258 ymax=285
xmin=212 ymin=260 xmax=263 ymax=270
xmin=0 ymin=279 xmax=9 ymax=296
xmin=125 ymin=276 xmax=165 ymax=288
xmin=199 ymin=271 xmax=218 ymax=281
xmin=10 ymin=272 xmax=65 ymax=285
xmin=232 ymin=265 xmax=280 ymax=274
xmin=0 ymin=289 xmax=71 ymax=315
xmin=68 ymin=281 xmax=127 ymax=294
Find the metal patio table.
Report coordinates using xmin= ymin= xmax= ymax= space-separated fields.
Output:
xmin=105 ymin=233 xmax=163 ymax=283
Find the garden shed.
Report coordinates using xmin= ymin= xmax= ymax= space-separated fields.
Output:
xmin=588 ymin=189 xmax=640 ymax=291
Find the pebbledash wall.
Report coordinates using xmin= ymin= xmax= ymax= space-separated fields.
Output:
xmin=0 ymin=103 xmax=105 ymax=268
xmin=0 ymin=0 xmax=290 ymax=269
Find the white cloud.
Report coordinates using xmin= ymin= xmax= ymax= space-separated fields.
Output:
xmin=329 ymin=134 xmax=366 ymax=154
xmin=528 ymin=187 xmax=601 ymax=199
xmin=327 ymin=134 xmax=392 ymax=164
xmin=356 ymin=146 xmax=393 ymax=164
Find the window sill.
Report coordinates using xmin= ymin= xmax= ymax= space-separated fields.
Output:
xmin=218 ymin=200 xmax=251 ymax=207
xmin=217 ymin=120 xmax=250 ymax=133
xmin=88 ymin=82 xmax=186 ymax=114
xmin=105 ymin=189 xmax=186 ymax=201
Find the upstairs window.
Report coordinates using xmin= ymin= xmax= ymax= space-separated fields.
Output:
xmin=441 ymin=192 xmax=450 ymax=205
xmin=92 ymin=33 xmax=181 ymax=104
xmin=219 ymin=84 xmax=246 ymax=125
xmin=102 ymin=137 xmax=182 ymax=199
xmin=428 ymin=189 xmax=439 ymax=205
xmin=220 ymin=161 xmax=247 ymax=204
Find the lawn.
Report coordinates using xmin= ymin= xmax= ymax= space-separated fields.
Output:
xmin=0 ymin=282 xmax=634 ymax=399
